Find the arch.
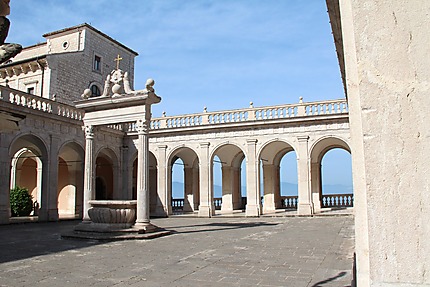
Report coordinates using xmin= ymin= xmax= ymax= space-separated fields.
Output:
xmin=211 ymin=143 xmax=246 ymax=213
xmin=167 ymin=146 xmax=200 ymax=214
xmin=95 ymin=148 xmax=119 ymax=200
xmin=9 ymin=134 xmax=48 ymax=218
xmin=259 ymin=139 xmax=298 ymax=214
xmin=57 ymin=141 xmax=84 ymax=218
xmin=309 ymin=136 xmax=352 ymax=212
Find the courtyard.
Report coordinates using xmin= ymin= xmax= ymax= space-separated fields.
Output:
xmin=0 ymin=216 xmax=354 ymax=287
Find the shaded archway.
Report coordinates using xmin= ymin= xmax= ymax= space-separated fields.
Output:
xmin=95 ymin=148 xmax=118 ymax=200
xmin=211 ymin=143 xmax=246 ymax=214
xmin=57 ymin=142 xmax=84 ymax=218
xmin=9 ymin=134 xmax=48 ymax=218
xmin=310 ymin=137 xmax=352 ymax=212
xmin=168 ymin=147 xmax=199 ymax=214
xmin=259 ymin=140 xmax=297 ymax=214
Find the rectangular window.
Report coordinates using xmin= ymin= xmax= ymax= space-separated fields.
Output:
xmin=94 ymin=55 xmax=101 ymax=71
xmin=27 ymin=87 xmax=35 ymax=95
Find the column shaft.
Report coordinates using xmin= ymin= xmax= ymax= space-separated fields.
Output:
xmin=82 ymin=125 xmax=95 ymax=221
xmin=297 ymin=136 xmax=313 ymax=215
xmin=246 ymin=139 xmax=260 ymax=217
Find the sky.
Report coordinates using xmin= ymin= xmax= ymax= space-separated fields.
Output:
xmin=7 ymin=0 xmax=352 ymax=191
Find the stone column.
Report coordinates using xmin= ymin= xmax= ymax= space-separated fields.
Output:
xmin=297 ymin=136 xmax=313 ymax=215
xmin=135 ymin=117 xmax=155 ymax=231
xmin=232 ymin=167 xmax=241 ymax=209
xmin=310 ymin=161 xmax=322 ymax=213
xmin=262 ymin=164 xmax=276 ymax=213
xmin=156 ymin=145 xmax=168 ymax=216
xmin=192 ymin=166 xmax=200 ymax=210
xmin=120 ymin=145 xmax=129 ymax=199
xmin=221 ymin=166 xmax=234 ymax=213
xmin=246 ymin=139 xmax=260 ymax=217
xmin=0 ymin=134 xmax=10 ymax=224
xmin=183 ymin=167 xmax=194 ymax=212
xmin=39 ymin=135 xmax=60 ymax=221
xmin=82 ymin=125 xmax=95 ymax=221
xmin=198 ymin=142 xmax=214 ymax=217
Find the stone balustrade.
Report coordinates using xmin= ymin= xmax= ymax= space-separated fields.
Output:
xmin=0 ymin=86 xmax=84 ymax=121
xmin=148 ymin=99 xmax=348 ymax=131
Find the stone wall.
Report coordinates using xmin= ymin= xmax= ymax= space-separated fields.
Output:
xmin=339 ymin=0 xmax=430 ymax=286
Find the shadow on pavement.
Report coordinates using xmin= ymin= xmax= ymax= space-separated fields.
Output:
xmin=310 ymin=271 xmax=350 ymax=287
xmin=0 ymin=220 xmax=101 ymax=264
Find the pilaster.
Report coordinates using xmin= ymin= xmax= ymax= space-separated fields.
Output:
xmin=198 ymin=142 xmax=214 ymax=217
xmin=297 ymin=135 xmax=313 ymax=215
xmin=39 ymin=134 xmax=60 ymax=221
xmin=0 ymin=134 xmax=10 ymax=224
xmin=156 ymin=145 xmax=168 ymax=217
xmin=221 ymin=166 xmax=234 ymax=213
xmin=246 ymin=139 xmax=260 ymax=217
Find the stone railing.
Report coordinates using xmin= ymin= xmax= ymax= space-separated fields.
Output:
xmin=147 ymin=98 xmax=348 ymax=131
xmin=281 ymin=196 xmax=299 ymax=210
xmin=0 ymin=86 xmax=84 ymax=121
xmin=322 ymin=193 xmax=354 ymax=208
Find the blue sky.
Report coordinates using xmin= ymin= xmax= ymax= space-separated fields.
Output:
xmin=7 ymin=1 xmax=352 ymax=190
xmin=8 ymin=0 xmax=343 ymax=117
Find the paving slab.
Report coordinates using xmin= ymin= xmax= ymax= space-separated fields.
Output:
xmin=0 ymin=216 xmax=354 ymax=286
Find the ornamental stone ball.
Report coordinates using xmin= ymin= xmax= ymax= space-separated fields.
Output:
xmin=81 ymin=88 xmax=92 ymax=99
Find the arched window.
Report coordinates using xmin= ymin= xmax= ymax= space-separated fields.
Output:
xmin=90 ymin=85 xmax=101 ymax=97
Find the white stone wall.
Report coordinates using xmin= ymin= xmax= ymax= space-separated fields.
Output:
xmin=339 ymin=0 xmax=430 ymax=286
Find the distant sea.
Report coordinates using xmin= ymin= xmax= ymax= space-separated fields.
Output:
xmin=171 ymin=181 xmax=353 ymax=199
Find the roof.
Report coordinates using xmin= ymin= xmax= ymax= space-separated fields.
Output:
xmin=43 ymin=23 xmax=139 ymax=56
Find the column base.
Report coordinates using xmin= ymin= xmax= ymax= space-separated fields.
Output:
xmin=38 ymin=208 xmax=59 ymax=222
xmin=298 ymin=203 xmax=313 ymax=215
xmin=198 ymin=205 xmax=215 ymax=217
xmin=134 ymin=222 xmax=159 ymax=233
xmin=0 ymin=209 xmax=9 ymax=224
xmin=245 ymin=204 xmax=260 ymax=217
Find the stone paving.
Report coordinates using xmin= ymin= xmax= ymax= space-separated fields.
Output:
xmin=0 ymin=216 xmax=354 ymax=287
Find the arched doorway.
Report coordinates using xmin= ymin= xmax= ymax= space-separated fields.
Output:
xmin=95 ymin=149 xmax=118 ymax=200
xmin=211 ymin=144 xmax=246 ymax=214
xmin=57 ymin=142 xmax=84 ymax=218
xmin=259 ymin=140 xmax=297 ymax=214
xmin=9 ymin=135 xmax=48 ymax=218
xmin=310 ymin=137 xmax=352 ymax=212
xmin=168 ymin=147 xmax=199 ymax=215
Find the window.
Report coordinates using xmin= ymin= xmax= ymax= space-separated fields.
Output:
xmin=93 ymin=55 xmax=101 ymax=72
xmin=27 ymin=87 xmax=35 ymax=95
xmin=90 ymin=85 xmax=101 ymax=97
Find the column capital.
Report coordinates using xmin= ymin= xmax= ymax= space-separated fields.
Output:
xmin=247 ymin=139 xmax=258 ymax=145
xmin=136 ymin=119 xmax=149 ymax=135
xmin=199 ymin=142 xmax=210 ymax=148
xmin=157 ymin=145 xmax=167 ymax=150
xmin=83 ymin=125 xmax=95 ymax=139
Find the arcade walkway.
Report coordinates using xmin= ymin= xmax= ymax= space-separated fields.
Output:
xmin=0 ymin=216 xmax=354 ymax=287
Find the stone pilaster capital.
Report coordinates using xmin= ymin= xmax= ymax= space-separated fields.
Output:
xmin=83 ymin=125 xmax=95 ymax=139
xmin=297 ymin=135 xmax=309 ymax=142
xmin=199 ymin=142 xmax=210 ymax=148
xmin=136 ymin=119 xmax=149 ymax=135
xmin=158 ymin=145 xmax=167 ymax=150
xmin=246 ymin=139 xmax=258 ymax=145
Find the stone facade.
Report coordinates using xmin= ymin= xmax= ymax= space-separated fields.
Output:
xmin=327 ymin=0 xmax=430 ymax=286
xmin=0 ymin=24 xmax=137 ymax=105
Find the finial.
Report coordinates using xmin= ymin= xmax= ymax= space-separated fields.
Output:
xmin=114 ymin=54 xmax=123 ymax=70
xmin=249 ymin=101 xmax=254 ymax=108
xmin=51 ymin=94 xmax=57 ymax=101
xmin=299 ymin=96 xmax=303 ymax=103
xmin=203 ymin=107 xmax=207 ymax=113
xmin=162 ymin=111 xmax=166 ymax=117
